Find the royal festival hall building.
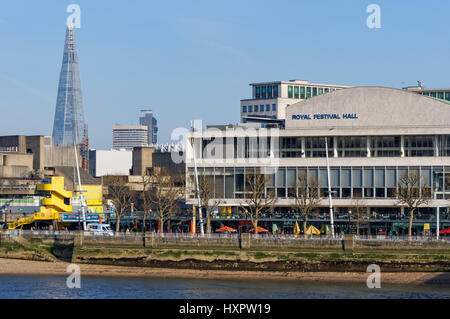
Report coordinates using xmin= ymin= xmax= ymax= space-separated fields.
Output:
xmin=185 ymin=86 xmax=450 ymax=236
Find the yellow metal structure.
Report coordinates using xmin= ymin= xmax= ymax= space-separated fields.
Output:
xmin=36 ymin=177 xmax=73 ymax=215
xmin=7 ymin=177 xmax=103 ymax=229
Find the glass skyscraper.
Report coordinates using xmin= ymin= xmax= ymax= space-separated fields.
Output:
xmin=52 ymin=27 xmax=88 ymax=168
xmin=139 ymin=110 xmax=158 ymax=145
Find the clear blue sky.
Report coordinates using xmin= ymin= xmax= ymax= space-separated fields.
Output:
xmin=0 ymin=0 xmax=449 ymax=149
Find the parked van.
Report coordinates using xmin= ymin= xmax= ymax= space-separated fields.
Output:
xmin=86 ymin=223 xmax=114 ymax=236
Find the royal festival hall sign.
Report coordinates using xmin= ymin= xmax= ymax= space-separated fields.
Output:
xmin=292 ymin=113 xmax=358 ymax=120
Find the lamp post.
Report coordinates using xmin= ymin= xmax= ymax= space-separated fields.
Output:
xmin=190 ymin=121 xmax=205 ymax=236
xmin=324 ymin=133 xmax=335 ymax=238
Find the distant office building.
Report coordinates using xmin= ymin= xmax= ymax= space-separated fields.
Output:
xmin=52 ymin=27 xmax=88 ymax=169
xmin=112 ymin=125 xmax=148 ymax=151
xmin=139 ymin=110 xmax=158 ymax=145
xmin=403 ymin=81 xmax=450 ymax=102
xmin=89 ymin=149 xmax=133 ymax=177
xmin=240 ymin=80 xmax=350 ymax=123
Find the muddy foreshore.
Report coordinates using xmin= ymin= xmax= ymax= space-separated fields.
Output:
xmin=74 ymin=256 xmax=450 ymax=273
xmin=1 ymin=258 xmax=449 ymax=286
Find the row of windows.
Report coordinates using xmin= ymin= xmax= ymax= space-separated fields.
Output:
xmin=287 ymin=86 xmax=338 ymax=99
xmin=418 ymin=91 xmax=450 ymax=101
xmin=187 ymin=166 xmax=450 ymax=200
xmin=242 ymin=104 xmax=277 ymax=113
xmin=196 ymin=135 xmax=450 ymax=159
xmin=254 ymin=85 xmax=279 ymax=99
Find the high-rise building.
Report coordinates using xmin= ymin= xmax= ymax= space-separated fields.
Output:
xmin=403 ymin=81 xmax=450 ymax=102
xmin=52 ymin=27 xmax=88 ymax=169
xmin=139 ymin=110 xmax=158 ymax=145
xmin=112 ymin=125 xmax=148 ymax=151
xmin=240 ymin=80 xmax=350 ymax=123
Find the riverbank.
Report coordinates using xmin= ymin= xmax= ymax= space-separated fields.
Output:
xmin=1 ymin=258 xmax=449 ymax=286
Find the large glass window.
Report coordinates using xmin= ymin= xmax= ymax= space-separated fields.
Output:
xmin=386 ymin=168 xmax=396 ymax=198
xmin=294 ymin=86 xmax=299 ymax=99
xmin=306 ymin=87 xmax=311 ymax=98
xmin=242 ymin=105 xmax=247 ymax=113
xmin=375 ymin=169 xmax=385 ymax=198
xmin=262 ymin=86 xmax=267 ymax=99
xmin=277 ymin=168 xmax=286 ymax=198
xmin=281 ymin=137 xmax=302 ymax=158
xmin=404 ymin=136 xmax=434 ymax=157
xmin=438 ymin=135 xmax=450 ymax=156
xmin=433 ymin=168 xmax=444 ymax=199
xmin=337 ymin=136 xmax=367 ymax=157
xmin=305 ymin=137 xmax=333 ymax=158
xmin=235 ymin=168 xmax=244 ymax=198
xmin=312 ymin=87 xmax=317 ymax=96
xmin=248 ymin=105 xmax=253 ymax=112
xmin=288 ymin=86 xmax=293 ymax=98
xmin=438 ymin=92 xmax=444 ymax=100
xmin=287 ymin=168 xmax=296 ymax=198
xmin=371 ymin=136 xmax=401 ymax=157
xmin=260 ymin=105 xmax=264 ymax=112
xmin=266 ymin=104 xmax=270 ymax=112
xmin=351 ymin=168 xmax=364 ymax=197
xmin=268 ymin=86 xmax=272 ymax=98
xmin=272 ymin=104 xmax=277 ymax=111
xmin=214 ymin=167 xmax=224 ymax=199
xmin=300 ymin=86 xmax=305 ymax=99
xmin=364 ymin=168 xmax=374 ymax=198
xmin=445 ymin=92 xmax=450 ymax=101
xmin=341 ymin=168 xmax=351 ymax=198
xmin=255 ymin=87 xmax=260 ymax=99
xmin=273 ymin=85 xmax=278 ymax=98
xmin=225 ymin=168 xmax=234 ymax=198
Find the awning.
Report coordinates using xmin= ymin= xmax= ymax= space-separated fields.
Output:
xmin=216 ymin=226 xmax=237 ymax=232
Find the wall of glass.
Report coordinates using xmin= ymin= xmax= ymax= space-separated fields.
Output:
xmin=187 ymin=166 xmax=450 ymax=201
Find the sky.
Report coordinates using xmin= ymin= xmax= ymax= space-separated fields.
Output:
xmin=0 ymin=0 xmax=449 ymax=149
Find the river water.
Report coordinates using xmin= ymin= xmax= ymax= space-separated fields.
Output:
xmin=0 ymin=275 xmax=449 ymax=299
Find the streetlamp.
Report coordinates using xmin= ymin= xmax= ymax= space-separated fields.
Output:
xmin=324 ymin=131 xmax=335 ymax=238
xmin=190 ymin=121 xmax=205 ymax=236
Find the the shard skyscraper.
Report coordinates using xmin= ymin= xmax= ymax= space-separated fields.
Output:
xmin=52 ymin=27 xmax=88 ymax=169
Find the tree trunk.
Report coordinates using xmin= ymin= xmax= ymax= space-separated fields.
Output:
xmin=356 ymin=217 xmax=360 ymax=236
xmin=254 ymin=217 xmax=259 ymax=238
xmin=302 ymin=217 xmax=307 ymax=237
xmin=408 ymin=208 xmax=414 ymax=241
xmin=167 ymin=216 xmax=171 ymax=234
xmin=115 ymin=214 xmax=121 ymax=235
xmin=206 ymin=209 xmax=211 ymax=234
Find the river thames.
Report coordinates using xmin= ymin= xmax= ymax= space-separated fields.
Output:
xmin=0 ymin=275 xmax=449 ymax=299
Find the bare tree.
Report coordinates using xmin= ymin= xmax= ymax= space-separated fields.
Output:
xmin=348 ymin=198 xmax=368 ymax=236
xmin=198 ymin=174 xmax=221 ymax=234
xmin=240 ymin=169 xmax=276 ymax=237
xmin=136 ymin=175 xmax=153 ymax=233
xmin=147 ymin=168 xmax=184 ymax=236
xmin=103 ymin=175 xmax=133 ymax=234
xmin=293 ymin=173 xmax=320 ymax=236
xmin=396 ymin=172 xmax=431 ymax=241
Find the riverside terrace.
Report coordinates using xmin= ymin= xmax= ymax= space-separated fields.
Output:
xmin=106 ymin=209 xmax=450 ymax=236
xmin=184 ymin=87 xmax=450 ymax=237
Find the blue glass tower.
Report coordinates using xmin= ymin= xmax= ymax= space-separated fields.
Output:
xmin=52 ymin=27 xmax=88 ymax=168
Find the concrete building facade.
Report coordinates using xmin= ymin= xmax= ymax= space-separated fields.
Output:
xmin=112 ymin=125 xmax=148 ymax=151
xmin=240 ymin=80 xmax=349 ymax=122
xmin=89 ymin=149 xmax=133 ymax=177
xmin=186 ymin=87 xmax=450 ymax=235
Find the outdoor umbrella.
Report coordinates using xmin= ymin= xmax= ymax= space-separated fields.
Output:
xmin=249 ymin=226 xmax=268 ymax=232
xmin=306 ymin=225 xmax=321 ymax=235
xmin=216 ymin=226 xmax=237 ymax=232
xmin=439 ymin=228 xmax=450 ymax=234
xmin=294 ymin=221 xmax=301 ymax=237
